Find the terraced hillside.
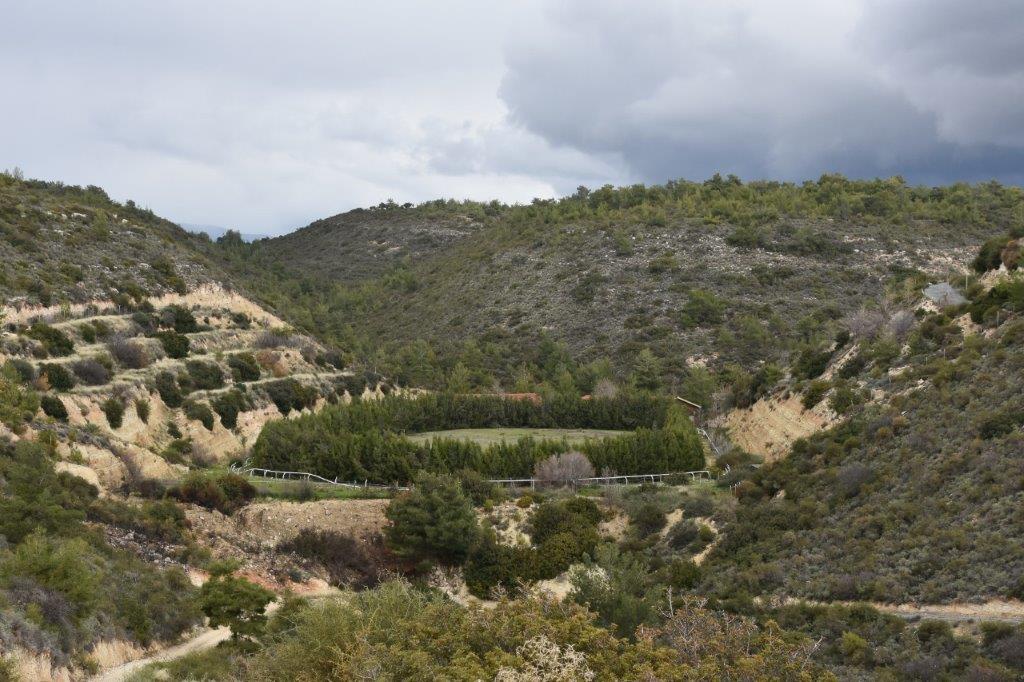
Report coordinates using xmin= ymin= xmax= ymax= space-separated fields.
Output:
xmin=0 ymin=286 xmax=385 ymax=492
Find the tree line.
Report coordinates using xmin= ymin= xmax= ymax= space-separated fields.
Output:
xmin=250 ymin=394 xmax=703 ymax=483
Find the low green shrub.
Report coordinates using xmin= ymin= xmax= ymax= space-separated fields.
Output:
xmin=168 ymin=472 xmax=255 ymax=514
xmin=40 ymin=395 xmax=68 ymax=421
xmin=101 ymin=397 xmax=125 ymax=428
xmin=228 ymin=352 xmax=261 ymax=382
xmin=185 ymin=361 xmax=224 ymax=390
xmin=155 ymin=330 xmax=190 ymax=359
xmin=183 ymin=400 xmax=215 ymax=430
xmin=40 ymin=363 xmax=76 ymax=391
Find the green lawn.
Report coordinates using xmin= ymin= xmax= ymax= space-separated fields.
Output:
xmin=251 ymin=478 xmax=394 ymax=501
xmin=405 ymin=427 xmax=628 ymax=447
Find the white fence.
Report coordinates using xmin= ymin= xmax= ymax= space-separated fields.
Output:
xmin=230 ymin=461 xmax=713 ymax=492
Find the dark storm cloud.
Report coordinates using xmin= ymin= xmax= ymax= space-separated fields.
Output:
xmin=499 ymin=0 xmax=1024 ymax=186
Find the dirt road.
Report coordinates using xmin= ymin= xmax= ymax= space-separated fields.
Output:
xmin=91 ymin=626 xmax=230 ymax=681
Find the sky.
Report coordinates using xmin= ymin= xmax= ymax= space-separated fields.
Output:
xmin=2 ymin=0 xmax=1022 ymax=235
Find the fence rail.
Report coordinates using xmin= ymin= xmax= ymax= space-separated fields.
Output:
xmin=231 ymin=461 xmax=713 ymax=492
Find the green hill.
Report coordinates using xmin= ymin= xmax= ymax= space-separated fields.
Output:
xmin=209 ymin=176 xmax=1018 ymax=396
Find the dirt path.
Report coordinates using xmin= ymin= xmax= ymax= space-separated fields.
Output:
xmin=776 ymin=597 xmax=1024 ymax=625
xmin=91 ymin=625 xmax=231 ymax=681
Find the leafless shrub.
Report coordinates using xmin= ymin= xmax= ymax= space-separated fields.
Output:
xmin=592 ymin=378 xmax=619 ymax=399
xmin=71 ymin=358 xmax=111 ymax=385
xmin=887 ymin=310 xmax=915 ymax=340
xmin=254 ymin=329 xmax=298 ymax=349
xmin=107 ymin=335 xmax=152 ymax=369
xmin=845 ymin=307 xmax=887 ymax=340
xmin=534 ymin=451 xmax=595 ymax=486
xmin=189 ymin=440 xmax=218 ymax=468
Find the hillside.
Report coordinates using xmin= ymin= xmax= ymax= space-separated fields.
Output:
xmin=209 ymin=177 xmax=1018 ymax=398
xmin=706 ymin=281 xmax=1024 ymax=604
xmin=0 ymin=173 xmax=222 ymax=310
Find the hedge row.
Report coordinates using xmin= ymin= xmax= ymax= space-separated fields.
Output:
xmin=250 ymin=395 xmax=703 ymax=483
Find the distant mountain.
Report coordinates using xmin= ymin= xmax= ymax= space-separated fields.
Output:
xmin=181 ymin=222 xmax=265 ymax=243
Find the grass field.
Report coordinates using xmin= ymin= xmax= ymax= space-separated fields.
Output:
xmin=251 ymin=478 xmax=394 ymax=501
xmin=406 ymin=427 xmax=628 ymax=447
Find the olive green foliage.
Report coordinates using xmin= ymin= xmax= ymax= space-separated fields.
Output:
xmin=251 ymin=394 xmax=703 ymax=484
xmin=227 ymin=352 xmax=261 ymax=382
xmin=154 ymin=370 xmax=184 ymax=407
xmin=100 ymin=396 xmax=125 ymax=428
xmin=183 ymin=399 xmax=215 ymax=430
xmin=277 ymin=529 xmax=384 ymax=589
xmin=168 ymin=472 xmax=256 ymax=514
xmin=239 ymin=579 xmax=692 ymax=680
xmin=39 ymin=362 xmax=75 ymax=391
xmin=185 ymin=360 xmax=224 ymax=390
xmin=160 ymin=304 xmax=199 ymax=333
xmin=26 ymin=323 xmax=74 ymax=356
xmin=206 ymin=175 xmax=1016 ymax=393
xmin=0 ymin=440 xmax=200 ymax=662
xmin=135 ymin=397 xmax=150 ymax=423
xmin=199 ymin=561 xmax=275 ymax=642
xmin=40 ymin=394 xmax=68 ymax=421
xmin=0 ymin=366 xmax=40 ymax=431
xmin=385 ymin=473 xmax=479 ymax=565
xmin=263 ymin=378 xmax=317 ymax=415
xmin=707 ymin=319 xmax=1024 ymax=603
xmin=569 ymin=544 xmax=665 ymax=639
xmin=212 ymin=389 xmax=250 ymax=429
xmin=464 ymin=497 xmax=602 ymax=596
xmin=155 ymin=330 xmax=190 ymax=358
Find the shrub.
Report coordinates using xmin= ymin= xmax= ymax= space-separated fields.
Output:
xmin=264 ymin=379 xmax=317 ymax=415
xmin=680 ymin=494 xmax=716 ymax=518
xmin=160 ymin=305 xmax=199 ymax=334
xmin=79 ymin=323 xmax=97 ymax=343
xmin=39 ymin=363 xmax=76 ymax=391
xmin=107 ymin=336 xmax=151 ymax=369
xmin=516 ymin=494 xmax=534 ymax=508
xmin=71 ymin=358 xmax=111 ymax=385
xmin=155 ymin=330 xmax=189 ymax=359
xmin=40 ymin=395 xmax=68 ymax=421
xmin=631 ymin=502 xmax=667 ymax=537
xmin=185 ymin=361 xmax=224 ymax=390
xmin=534 ymin=451 xmax=595 ymax=486
xmin=227 ymin=352 xmax=261 ymax=382
xmin=531 ymin=498 xmax=601 ymax=546
xmin=664 ymin=559 xmax=702 ymax=590
xmin=198 ymin=562 xmax=274 ymax=642
xmin=4 ymin=358 xmax=36 ymax=383
xmin=455 ymin=468 xmax=501 ymax=506
xmin=168 ymin=472 xmax=255 ymax=514
xmin=667 ymin=519 xmax=700 ymax=550
xmin=385 ymin=472 xmax=479 ymax=564
xmin=212 ymin=390 xmax=248 ymax=429
xmin=802 ymin=380 xmax=829 ymax=409
xmin=101 ymin=397 xmax=125 ymax=429
xmin=794 ymin=346 xmax=833 ymax=379
xmin=183 ymin=400 xmax=215 ymax=430
xmin=26 ymin=323 xmax=74 ymax=356
xmin=135 ymin=398 xmax=151 ymax=423
xmin=154 ymin=371 xmax=183 ymax=407
xmin=278 ymin=529 xmax=383 ymax=589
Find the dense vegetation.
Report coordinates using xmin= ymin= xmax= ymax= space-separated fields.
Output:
xmin=0 ymin=439 xmax=201 ymax=668
xmin=705 ymin=308 xmax=1024 ymax=603
xmin=251 ymin=394 xmax=704 ymax=482
xmin=207 ymin=175 xmax=1020 ymax=393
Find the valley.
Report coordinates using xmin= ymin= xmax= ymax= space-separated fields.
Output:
xmin=1 ymin=171 xmax=1023 ymax=680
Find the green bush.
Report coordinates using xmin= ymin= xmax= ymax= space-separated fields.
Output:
xmin=155 ymin=330 xmax=190 ymax=358
xmin=630 ymin=502 xmax=667 ymax=537
xmin=212 ymin=389 xmax=249 ymax=429
xmin=385 ymin=472 xmax=479 ymax=564
xmin=135 ymin=398 xmax=151 ymax=423
xmin=198 ymin=562 xmax=275 ymax=642
xmin=160 ymin=305 xmax=199 ymax=333
xmin=154 ymin=371 xmax=183 ymax=407
xmin=277 ymin=529 xmax=382 ymax=589
xmin=26 ymin=323 xmax=74 ymax=356
xmin=185 ymin=360 xmax=224 ymax=390
xmin=183 ymin=400 xmax=215 ymax=430
xmin=264 ymin=378 xmax=318 ymax=415
xmin=168 ymin=472 xmax=255 ymax=514
xmin=4 ymin=358 xmax=36 ymax=383
xmin=40 ymin=363 xmax=76 ymax=391
xmin=228 ymin=352 xmax=261 ymax=382
xmin=40 ymin=395 xmax=68 ymax=421
xmin=802 ymin=380 xmax=829 ymax=409
xmin=101 ymin=397 xmax=125 ymax=428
